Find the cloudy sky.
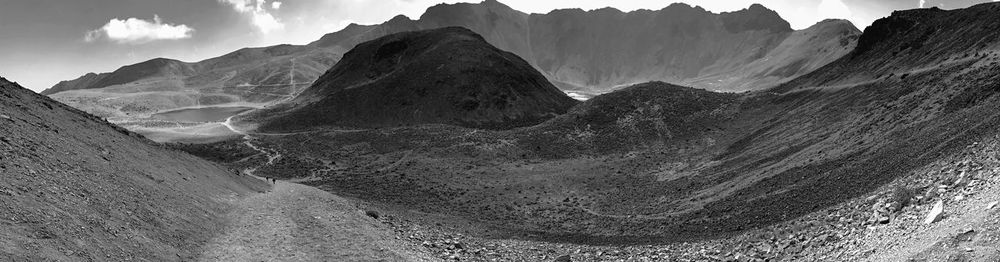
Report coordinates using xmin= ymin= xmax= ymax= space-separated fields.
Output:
xmin=0 ymin=0 xmax=994 ymax=92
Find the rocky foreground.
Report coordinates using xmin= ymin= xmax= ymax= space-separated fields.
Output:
xmin=363 ymin=136 xmax=1000 ymax=261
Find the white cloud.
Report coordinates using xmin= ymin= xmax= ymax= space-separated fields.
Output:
xmin=219 ymin=0 xmax=285 ymax=33
xmin=84 ymin=15 xmax=193 ymax=44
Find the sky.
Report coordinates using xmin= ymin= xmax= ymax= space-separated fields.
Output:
xmin=0 ymin=0 xmax=995 ymax=92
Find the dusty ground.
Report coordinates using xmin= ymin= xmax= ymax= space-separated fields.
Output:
xmin=199 ymin=180 xmax=435 ymax=262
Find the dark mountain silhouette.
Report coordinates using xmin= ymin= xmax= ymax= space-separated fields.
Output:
xmin=253 ymin=27 xmax=579 ymax=131
xmin=41 ymin=58 xmax=195 ymax=95
xmin=0 ymin=76 xmax=267 ymax=260
xmin=43 ymin=72 xmax=110 ymax=95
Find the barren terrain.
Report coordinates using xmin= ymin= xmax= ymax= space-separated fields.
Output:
xmin=13 ymin=2 xmax=1000 ymax=262
xmin=176 ymin=3 xmax=1000 ymax=261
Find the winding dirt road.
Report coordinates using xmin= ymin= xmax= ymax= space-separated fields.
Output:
xmin=208 ymin=116 xmax=434 ymax=261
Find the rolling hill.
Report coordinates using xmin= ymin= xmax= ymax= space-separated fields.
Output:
xmin=252 ymin=27 xmax=579 ymax=131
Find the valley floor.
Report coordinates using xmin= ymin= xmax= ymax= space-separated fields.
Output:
xmin=182 ymin=132 xmax=1000 ymax=261
xmin=197 ymin=180 xmax=435 ymax=261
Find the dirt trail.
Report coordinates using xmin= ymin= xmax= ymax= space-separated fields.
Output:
xmin=212 ymin=117 xmax=434 ymax=261
xmin=222 ymin=116 xmax=282 ymax=176
xmin=198 ymin=181 xmax=436 ymax=261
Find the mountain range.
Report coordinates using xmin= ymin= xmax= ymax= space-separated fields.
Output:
xmin=43 ymin=1 xmax=859 ymax=108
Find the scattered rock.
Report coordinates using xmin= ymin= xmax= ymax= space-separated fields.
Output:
xmin=924 ymin=200 xmax=944 ymax=224
xmin=365 ymin=210 xmax=380 ymax=220
xmin=878 ymin=216 xmax=891 ymax=224
xmin=954 ymin=174 xmax=969 ymax=188
xmin=955 ymin=229 xmax=977 ymax=242
xmin=923 ymin=187 xmax=939 ymax=202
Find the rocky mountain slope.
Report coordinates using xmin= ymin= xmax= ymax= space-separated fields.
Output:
xmin=2 ymin=75 xmax=441 ymax=261
xmin=252 ymin=27 xmax=578 ymax=131
xmin=0 ymin=76 xmax=268 ymax=260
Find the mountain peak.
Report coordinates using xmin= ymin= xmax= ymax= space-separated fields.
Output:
xmin=387 ymin=14 xmax=412 ymax=23
xmin=257 ymin=26 xmax=577 ymax=131
xmin=480 ymin=0 xmax=509 ymax=8
xmin=809 ymin=19 xmax=859 ymax=31
xmin=719 ymin=3 xmax=792 ymax=33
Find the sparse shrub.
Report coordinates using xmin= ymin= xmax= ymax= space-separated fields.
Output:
xmin=889 ymin=185 xmax=915 ymax=213
xmin=365 ymin=210 xmax=380 ymax=220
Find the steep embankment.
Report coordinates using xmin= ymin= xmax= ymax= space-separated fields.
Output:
xmin=253 ymin=27 xmax=578 ymax=132
xmin=0 ymin=76 xmax=268 ymax=260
